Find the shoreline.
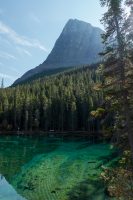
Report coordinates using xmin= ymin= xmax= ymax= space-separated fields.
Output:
xmin=0 ymin=130 xmax=103 ymax=137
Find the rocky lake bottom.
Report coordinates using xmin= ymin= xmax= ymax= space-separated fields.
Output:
xmin=0 ymin=135 xmax=118 ymax=200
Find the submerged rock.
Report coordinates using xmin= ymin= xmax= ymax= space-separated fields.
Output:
xmin=10 ymin=143 xmax=116 ymax=200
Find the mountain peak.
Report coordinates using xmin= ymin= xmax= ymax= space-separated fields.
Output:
xmin=13 ymin=19 xmax=104 ymax=85
xmin=45 ymin=18 xmax=103 ymax=65
xmin=66 ymin=18 xmax=91 ymax=25
xmin=62 ymin=19 xmax=92 ymax=34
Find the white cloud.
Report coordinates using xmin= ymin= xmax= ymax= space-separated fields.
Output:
xmin=0 ymin=51 xmax=17 ymax=60
xmin=30 ymin=13 xmax=40 ymax=23
xmin=0 ymin=72 xmax=16 ymax=80
xmin=0 ymin=35 xmax=12 ymax=46
xmin=16 ymin=47 xmax=32 ymax=57
xmin=0 ymin=20 xmax=47 ymax=52
xmin=23 ymin=49 xmax=32 ymax=57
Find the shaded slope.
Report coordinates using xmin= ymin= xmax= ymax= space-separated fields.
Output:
xmin=13 ymin=19 xmax=103 ymax=85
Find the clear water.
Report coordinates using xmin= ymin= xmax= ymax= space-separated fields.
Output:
xmin=0 ymin=135 xmax=117 ymax=200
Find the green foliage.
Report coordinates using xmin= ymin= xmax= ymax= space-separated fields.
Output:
xmin=101 ymin=150 xmax=133 ymax=199
xmin=100 ymin=0 xmax=133 ymax=154
xmin=0 ymin=65 xmax=103 ymax=132
xmin=91 ymin=107 xmax=105 ymax=118
xmin=12 ymin=67 xmax=76 ymax=86
xmin=99 ymin=1 xmax=133 ymax=197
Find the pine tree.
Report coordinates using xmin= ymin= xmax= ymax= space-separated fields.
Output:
xmin=0 ymin=65 xmax=102 ymax=132
xmin=1 ymin=78 xmax=4 ymax=89
xmin=100 ymin=0 xmax=133 ymax=157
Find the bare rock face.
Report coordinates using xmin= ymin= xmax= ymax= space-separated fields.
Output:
xmin=13 ymin=19 xmax=104 ymax=85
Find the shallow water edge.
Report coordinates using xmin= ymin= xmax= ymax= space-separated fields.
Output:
xmin=0 ymin=135 xmax=118 ymax=200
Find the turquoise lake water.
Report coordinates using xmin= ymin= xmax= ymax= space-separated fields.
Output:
xmin=0 ymin=135 xmax=117 ymax=200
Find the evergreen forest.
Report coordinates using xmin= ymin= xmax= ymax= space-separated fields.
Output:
xmin=0 ymin=65 xmax=105 ymax=132
xmin=0 ymin=0 xmax=133 ymax=199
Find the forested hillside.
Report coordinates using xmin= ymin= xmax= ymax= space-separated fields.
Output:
xmin=0 ymin=64 xmax=104 ymax=132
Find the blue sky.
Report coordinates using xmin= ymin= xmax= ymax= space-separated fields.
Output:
xmin=0 ymin=0 xmax=106 ymax=86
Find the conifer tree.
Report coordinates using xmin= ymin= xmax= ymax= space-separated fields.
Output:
xmin=100 ymin=0 xmax=133 ymax=156
xmin=1 ymin=78 xmax=4 ymax=89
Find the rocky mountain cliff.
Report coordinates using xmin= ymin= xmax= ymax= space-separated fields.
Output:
xmin=13 ymin=19 xmax=104 ymax=85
